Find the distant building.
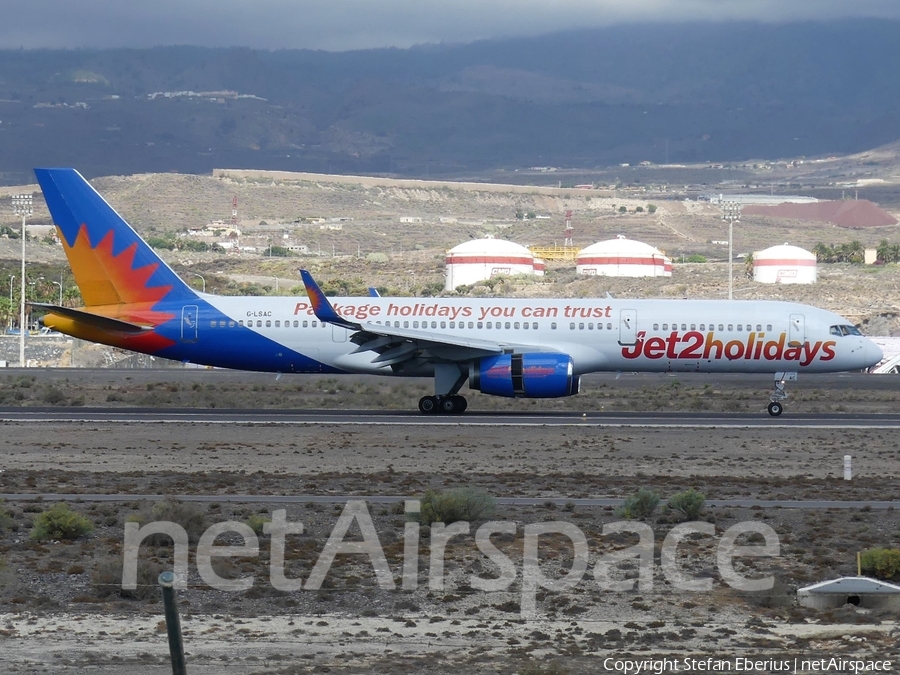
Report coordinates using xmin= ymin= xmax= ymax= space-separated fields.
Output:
xmin=445 ymin=237 xmax=539 ymax=290
xmin=576 ymin=236 xmax=672 ymax=277
xmin=797 ymin=577 xmax=900 ymax=611
xmin=753 ymin=244 xmax=816 ymax=284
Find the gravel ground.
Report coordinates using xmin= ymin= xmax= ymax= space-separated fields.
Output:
xmin=0 ymin=370 xmax=898 ymax=674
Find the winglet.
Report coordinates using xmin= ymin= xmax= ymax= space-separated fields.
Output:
xmin=299 ymin=269 xmax=357 ymax=329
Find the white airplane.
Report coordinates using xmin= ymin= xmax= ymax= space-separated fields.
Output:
xmin=32 ymin=168 xmax=882 ymax=415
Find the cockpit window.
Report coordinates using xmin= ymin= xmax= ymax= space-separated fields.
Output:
xmin=830 ymin=324 xmax=863 ymax=337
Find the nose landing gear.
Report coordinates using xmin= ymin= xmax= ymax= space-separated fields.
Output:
xmin=767 ymin=371 xmax=797 ymax=417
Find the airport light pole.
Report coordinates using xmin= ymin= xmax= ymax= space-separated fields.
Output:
xmin=12 ymin=194 xmax=32 ymax=367
xmin=721 ymin=200 xmax=742 ymax=301
xmin=192 ymin=273 xmax=206 ymax=293
xmin=7 ymin=275 xmax=13 ymax=331
xmin=50 ymin=280 xmax=63 ymax=306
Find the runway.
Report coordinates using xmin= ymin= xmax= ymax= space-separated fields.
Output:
xmin=2 ymin=406 xmax=900 ymax=428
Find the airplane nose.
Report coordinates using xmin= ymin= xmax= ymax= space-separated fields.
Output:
xmin=866 ymin=339 xmax=884 ymax=369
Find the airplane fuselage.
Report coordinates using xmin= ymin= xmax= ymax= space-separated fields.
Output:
xmin=49 ymin=295 xmax=876 ymax=377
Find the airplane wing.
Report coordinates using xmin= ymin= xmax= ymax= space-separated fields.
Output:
xmin=300 ymin=270 xmax=513 ymax=367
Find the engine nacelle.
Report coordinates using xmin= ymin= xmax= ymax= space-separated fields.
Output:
xmin=469 ymin=353 xmax=579 ymax=398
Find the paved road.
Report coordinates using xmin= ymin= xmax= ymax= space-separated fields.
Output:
xmin=1 ymin=406 xmax=900 ymax=428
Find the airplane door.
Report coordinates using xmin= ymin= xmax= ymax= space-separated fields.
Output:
xmin=332 ymin=325 xmax=348 ymax=343
xmin=789 ymin=313 xmax=805 ymax=346
xmin=619 ymin=309 xmax=638 ymax=345
xmin=181 ymin=305 xmax=199 ymax=342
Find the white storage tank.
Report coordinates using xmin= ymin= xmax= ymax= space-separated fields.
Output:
xmin=576 ymin=235 xmax=672 ymax=277
xmin=753 ymin=243 xmax=817 ymax=284
xmin=445 ymin=237 xmax=537 ymax=290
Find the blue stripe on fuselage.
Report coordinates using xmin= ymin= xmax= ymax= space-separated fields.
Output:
xmin=150 ymin=300 xmax=343 ymax=374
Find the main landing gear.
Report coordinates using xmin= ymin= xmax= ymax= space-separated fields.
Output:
xmin=419 ymin=363 xmax=469 ymax=415
xmin=767 ymin=371 xmax=797 ymax=417
xmin=418 ymin=395 xmax=468 ymax=415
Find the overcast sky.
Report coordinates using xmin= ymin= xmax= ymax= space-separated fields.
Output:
xmin=2 ymin=0 xmax=899 ymax=51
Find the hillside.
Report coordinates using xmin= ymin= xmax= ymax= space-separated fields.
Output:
xmin=1 ymin=170 xmax=900 ymax=336
xmin=1 ymin=20 xmax=900 ymax=182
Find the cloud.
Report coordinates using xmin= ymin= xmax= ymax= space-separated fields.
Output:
xmin=1 ymin=0 xmax=899 ymax=51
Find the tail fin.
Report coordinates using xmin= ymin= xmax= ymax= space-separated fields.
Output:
xmin=34 ymin=168 xmax=196 ymax=307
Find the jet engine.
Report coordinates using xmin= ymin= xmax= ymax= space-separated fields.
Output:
xmin=470 ymin=353 xmax=579 ymax=398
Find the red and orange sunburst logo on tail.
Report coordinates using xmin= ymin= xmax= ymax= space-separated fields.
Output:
xmin=58 ymin=224 xmax=177 ymax=352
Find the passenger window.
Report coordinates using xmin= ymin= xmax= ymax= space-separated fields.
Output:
xmin=403 ymin=321 xmax=409 ymax=328
xmin=588 ymin=323 xmax=593 ymax=330
xmin=477 ymin=322 xmax=483 ymax=329
xmin=523 ymin=322 xmax=529 ymax=330
xmin=569 ymin=322 xmax=575 ymax=330
xmin=681 ymin=324 xmax=687 ymax=331
xmin=514 ymin=322 xmax=520 ymax=329
xmin=440 ymin=321 xmax=446 ymax=329
xmin=432 ymin=321 xmax=437 ymax=329
xmin=505 ymin=322 xmax=511 ymax=329
xmin=578 ymin=322 xmax=584 ymax=330
xmin=699 ymin=324 xmax=705 ymax=331
xmin=662 ymin=323 xmax=668 ymax=331
xmin=551 ymin=322 xmax=557 ymax=330
xmin=413 ymin=321 xmax=419 ymax=328
xmin=767 ymin=324 xmax=772 ymax=332
xmin=293 ymin=320 xmax=299 ymax=328
xmin=302 ymin=320 xmax=308 ymax=327
xmin=468 ymin=321 xmax=474 ymax=329
xmin=532 ymin=322 xmax=538 ymax=330
xmin=210 ymin=320 xmax=217 ymax=328
xmin=312 ymin=321 xmax=317 ymax=327
xmin=238 ymin=320 xmax=244 ymax=326
xmin=449 ymin=321 xmax=455 ymax=329
xmin=256 ymin=320 xmax=262 ymax=327
xmin=653 ymin=323 xmax=659 ymax=330
xmin=718 ymin=324 xmax=724 ymax=331
xmin=737 ymin=324 xmax=742 ymax=332
xmin=756 ymin=324 xmax=762 ymax=332
xmin=607 ymin=323 xmax=612 ymax=330
xmin=265 ymin=320 xmax=271 ymax=327
xmin=486 ymin=322 xmax=492 ymax=329
xmin=690 ymin=324 xmax=695 ymax=330
xmin=727 ymin=324 xmax=733 ymax=331
xmin=274 ymin=320 xmax=280 ymax=327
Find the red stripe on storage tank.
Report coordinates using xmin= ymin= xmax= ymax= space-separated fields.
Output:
xmin=754 ymin=259 xmax=817 ymax=266
xmin=446 ymin=256 xmax=535 ymax=265
xmin=577 ymin=257 xmax=669 ymax=266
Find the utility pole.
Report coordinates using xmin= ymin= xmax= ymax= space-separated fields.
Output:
xmin=12 ymin=194 xmax=32 ymax=366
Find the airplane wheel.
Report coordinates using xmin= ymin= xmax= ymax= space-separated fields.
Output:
xmin=456 ymin=396 xmax=468 ymax=413
xmin=440 ymin=397 xmax=458 ymax=414
xmin=767 ymin=401 xmax=783 ymax=417
xmin=418 ymin=396 xmax=438 ymax=414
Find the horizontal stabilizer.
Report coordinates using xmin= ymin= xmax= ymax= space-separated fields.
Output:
xmin=29 ymin=302 xmax=149 ymax=334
